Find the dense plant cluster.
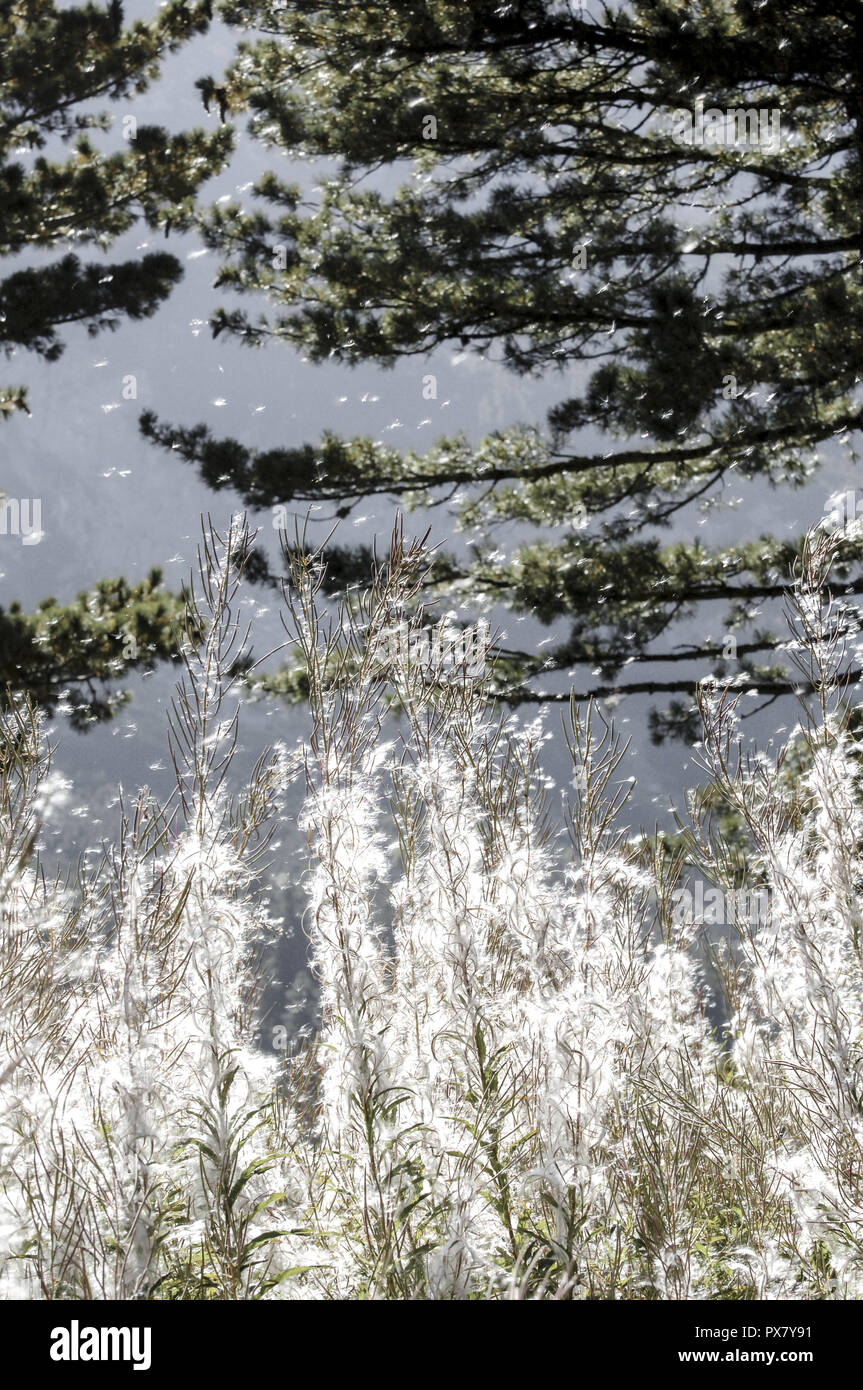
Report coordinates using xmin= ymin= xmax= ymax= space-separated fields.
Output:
xmin=1 ymin=519 xmax=862 ymax=1299
xmin=144 ymin=0 xmax=863 ymax=736
xmin=0 ymin=0 xmax=230 ymax=718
